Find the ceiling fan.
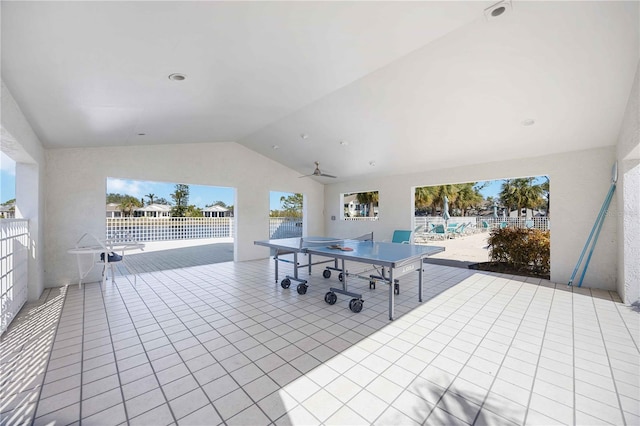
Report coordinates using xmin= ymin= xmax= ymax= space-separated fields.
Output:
xmin=299 ymin=161 xmax=337 ymax=179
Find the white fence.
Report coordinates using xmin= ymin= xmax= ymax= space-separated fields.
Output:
xmin=1 ymin=219 xmax=29 ymax=335
xmin=344 ymin=217 xmax=379 ymax=221
xmin=414 ymin=216 xmax=550 ymax=231
xmin=106 ymin=217 xmax=234 ymax=242
xmin=269 ymin=217 xmax=302 ymax=239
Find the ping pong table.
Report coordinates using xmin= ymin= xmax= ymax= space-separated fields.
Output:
xmin=254 ymin=234 xmax=445 ymax=320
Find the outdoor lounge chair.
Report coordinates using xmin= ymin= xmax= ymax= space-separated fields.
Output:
xmin=426 ymin=224 xmax=447 ymax=240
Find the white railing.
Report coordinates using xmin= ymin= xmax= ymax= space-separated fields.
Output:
xmin=106 ymin=217 xmax=234 ymax=242
xmin=344 ymin=217 xmax=379 ymax=221
xmin=1 ymin=219 xmax=29 ymax=335
xmin=414 ymin=216 xmax=549 ymax=231
xmin=269 ymin=217 xmax=302 ymax=239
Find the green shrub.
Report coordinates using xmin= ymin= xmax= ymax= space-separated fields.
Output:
xmin=488 ymin=228 xmax=550 ymax=276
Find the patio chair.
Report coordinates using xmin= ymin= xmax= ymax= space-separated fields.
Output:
xmin=391 ymin=230 xmax=413 ymax=244
xmin=372 ymin=229 xmax=416 ymax=295
xmin=412 ymin=225 xmax=429 ymax=244
xmin=426 ymin=224 xmax=447 ymax=240
xmin=525 ymin=220 xmax=535 ymax=229
xmin=451 ymin=223 xmax=467 ymax=237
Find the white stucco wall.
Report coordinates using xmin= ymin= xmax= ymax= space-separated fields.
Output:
xmin=324 ymin=147 xmax=618 ymax=290
xmin=45 ymin=142 xmax=324 ymax=287
xmin=616 ymin=62 xmax=640 ymax=305
xmin=1 ymin=81 xmax=46 ymax=301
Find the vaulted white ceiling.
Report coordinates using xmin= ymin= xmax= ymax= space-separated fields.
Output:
xmin=2 ymin=1 xmax=638 ymax=181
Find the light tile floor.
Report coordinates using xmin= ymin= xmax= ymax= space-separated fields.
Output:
xmin=1 ymin=255 xmax=638 ymax=425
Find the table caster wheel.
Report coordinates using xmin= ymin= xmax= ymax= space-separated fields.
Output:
xmin=338 ymin=273 xmax=344 ymax=282
xmin=297 ymin=283 xmax=308 ymax=295
xmin=281 ymin=278 xmax=291 ymax=289
xmin=324 ymin=292 xmax=337 ymax=305
xmin=323 ymin=269 xmax=331 ymax=279
xmin=349 ymin=298 xmax=363 ymax=313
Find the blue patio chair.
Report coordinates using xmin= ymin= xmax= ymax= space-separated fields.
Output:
xmin=391 ymin=230 xmax=413 ymax=244
xmin=427 ymin=224 xmax=447 ymax=240
xmin=525 ymin=220 xmax=534 ymax=229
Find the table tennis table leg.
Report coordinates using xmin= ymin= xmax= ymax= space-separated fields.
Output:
xmin=418 ymin=262 xmax=423 ymax=303
xmin=388 ymin=268 xmax=395 ymax=321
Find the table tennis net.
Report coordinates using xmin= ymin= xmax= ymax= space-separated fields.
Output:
xmin=299 ymin=232 xmax=373 ymax=248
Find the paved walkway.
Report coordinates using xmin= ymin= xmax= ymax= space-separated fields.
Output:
xmin=418 ymin=232 xmax=491 ymax=268
xmin=115 ymin=234 xmax=492 ymax=276
xmin=116 ymin=238 xmax=234 ymax=275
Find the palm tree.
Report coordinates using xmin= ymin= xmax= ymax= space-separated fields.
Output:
xmin=415 ymin=186 xmax=436 ymax=214
xmin=432 ymin=185 xmax=458 ymax=216
xmin=356 ymin=192 xmax=379 ymax=217
xmin=119 ymin=195 xmax=142 ymax=217
xmin=540 ymin=176 xmax=550 ymax=217
xmin=145 ymin=193 xmax=156 ymax=206
xmin=499 ymin=178 xmax=544 ymax=218
xmin=453 ymin=183 xmax=483 ymax=216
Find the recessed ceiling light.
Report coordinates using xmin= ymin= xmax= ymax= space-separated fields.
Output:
xmin=340 ymin=141 xmax=349 ymax=146
xmin=168 ymin=73 xmax=186 ymax=81
xmin=522 ymin=118 xmax=536 ymax=126
xmin=137 ymin=133 xmax=146 ymax=136
xmin=484 ymin=0 xmax=511 ymax=20
xmin=300 ymin=134 xmax=309 ymax=140
xmin=272 ymin=145 xmax=279 ymax=150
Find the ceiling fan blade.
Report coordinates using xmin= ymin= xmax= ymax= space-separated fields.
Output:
xmin=320 ymin=173 xmax=337 ymax=178
xmin=298 ymin=174 xmax=314 ymax=178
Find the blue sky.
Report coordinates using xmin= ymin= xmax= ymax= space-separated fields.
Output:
xmin=476 ymin=177 xmax=547 ymax=199
xmin=2 ymin=154 xmax=545 ymax=208
xmin=107 ymin=177 xmax=295 ymax=210
xmin=107 ymin=178 xmax=235 ymax=208
xmin=1 ymin=152 xmax=16 ymax=203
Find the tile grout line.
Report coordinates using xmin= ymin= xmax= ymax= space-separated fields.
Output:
xmin=116 ymin=272 xmax=229 ymax=424
xmin=322 ymin=272 xmax=503 ymax=424
xmin=167 ymin=260 xmax=371 ymax=422
xmin=148 ymin=266 xmax=284 ymax=424
xmin=91 ymin=278 xmax=132 ymax=425
xmin=464 ymin=280 xmax=545 ymax=425
xmin=30 ymin=286 xmax=70 ymax=424
xmin=586 ymin=289 xmax=628 ymax=425
xmin=573 ymin=287 xmax=577 ymax=426
xmin=519 ymin=284 xmax=558 ymax=425
xmin=108 ymin=275 xmax=180 ymax=424
xmin=79 ymin=285 xmax=86 ymax=424
xmin=373 ymin=274 xmax=508 ymax=424
xmin=408 ymin=276 xmax=529 ymax=425
xmin=172 ymin=260 xmax=475 ymax=423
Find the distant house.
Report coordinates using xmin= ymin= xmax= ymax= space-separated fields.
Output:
xmin=508 ymin=208 xmax=546 ymax=218
xmin=202 ymin=205 xmax=230 ymax=217
xmin=0 ymin=202 xmax=16 ymax=219
xmin=343 ymin=194 xmax=378 ymax=217
xmin=134 ymin=203 xmax=172 ymax=217
xmin=106 ymin=203 xmax=122 ymax=218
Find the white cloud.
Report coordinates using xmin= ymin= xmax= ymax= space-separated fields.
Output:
xmin=107 ymin=178 xmax=145 ymax=197
xmin=1 ymin=151 xmax=16 ymax=175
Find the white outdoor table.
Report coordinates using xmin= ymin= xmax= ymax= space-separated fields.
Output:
xmin=68 ymin=236 xmax=144 ymax=288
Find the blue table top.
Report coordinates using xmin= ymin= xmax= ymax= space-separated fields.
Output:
xmin=255 ymin=237 xmax=444 ymax=266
